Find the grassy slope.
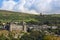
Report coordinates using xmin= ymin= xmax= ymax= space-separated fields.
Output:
xmin=51 ymin=14 xmax=60 ymax=17
xmin=0 ymin=10 xmax=60 ymax=23
xmin=0 ymin=10 xmax=38 ymax=22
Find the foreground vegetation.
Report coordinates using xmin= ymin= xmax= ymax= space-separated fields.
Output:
xmin=0 ymin=30 xmax=60 ymax=40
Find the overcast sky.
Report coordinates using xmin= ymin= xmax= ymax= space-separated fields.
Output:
xmin=0 ymin=0 xmax=60 ymax=14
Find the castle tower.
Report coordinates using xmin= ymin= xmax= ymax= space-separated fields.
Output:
xmin=10 ymin=23 xmax=13 ymax=31
xmin=40 ymin=13 xmax=43 ymax=16
xmin=22 ymin=21 xmax=27 ymax=32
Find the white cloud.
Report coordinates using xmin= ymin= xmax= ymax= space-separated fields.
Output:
xmin=14 ymin=0 xmax=38 ymax=14
xmin=27 ymin=10 xmax=39 ymax=14
xmin=1 ymin=0 xmax=16 ymax=10
xmin=14 ymin=0 xmax=26 ymax=12
xmin=0 ymin=0 xmax=60 ymax=14
xmin=24 ymin=0 xmax=35 ymax=8
xmin=33 ymin=0 xmax=52 ymax=12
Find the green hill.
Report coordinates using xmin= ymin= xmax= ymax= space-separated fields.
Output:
xmin=0 ymin=10 xmax=60 ymax=26
xmin=0 ymin=10 xmax=38 ymax=22
xmin=51 ymin=14 xmax=60 ymax=17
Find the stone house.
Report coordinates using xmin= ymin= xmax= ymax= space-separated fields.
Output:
xmin=27 ymin=25 xmax=58 ymax=31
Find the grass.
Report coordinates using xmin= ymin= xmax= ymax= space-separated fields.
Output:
xmin=0 ymin=10 xmax=37 ymax=22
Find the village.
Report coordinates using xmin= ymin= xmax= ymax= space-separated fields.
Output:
xmin=0 ymin=21 xmax=58 ymax=33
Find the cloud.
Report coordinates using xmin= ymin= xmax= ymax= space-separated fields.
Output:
xmin=0 ymin=0 xmax=60 ymax=14
xmin=24 ymin=0 xmax=35 ymax=8
xmin=14 ymin=0 xmax=26 ymax=12
xmin=1 ymin=0 xmax=16 ymax=10
xmin=32 ymin=0 xmax=52 ymax=13
xmin=14 ymin=0 xmax=38 ymax=14
xmin=51 ymin=0 xmax=60 ymax=13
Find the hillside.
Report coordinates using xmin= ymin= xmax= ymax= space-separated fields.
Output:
xmin=0 ymin=10 xmax=38 ymax=22
xmin=51 ymin=14 xmax=60 ymax=17
xmin=0 ymin=10 xmax=60 ymax=26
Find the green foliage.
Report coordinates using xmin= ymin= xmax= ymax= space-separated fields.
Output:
xmin=0 ymin=10 xmax=60 ymax=26
xmin=0 ymin=30 xmax=60 ymax=40
xmin=0 ymin=34 xmax=9 ymax=40
xmin=0 ymin=10 xmax=37 ymax=23
xmin=43 ymin=35 xmax=60 ymax=40
xmin=20 ymin=31 xmax=44 ymax=40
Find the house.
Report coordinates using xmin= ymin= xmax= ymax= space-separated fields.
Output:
xmin=51 ymin=26 xmax=58 ymax=29
xmin=27 ymin=25 xmax=58 ymax=31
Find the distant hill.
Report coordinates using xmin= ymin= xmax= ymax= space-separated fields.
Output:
xmin=51 ymin=14 xmax=60 ymax=17
xmin=0 ymin=10 xmax=38 ymax=22
xmin=0 ymin=10 xmax=60 ymax=26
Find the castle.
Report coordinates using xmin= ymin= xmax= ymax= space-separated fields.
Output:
xmin=0 ymin=22 xmax=27 ymax=32
xmin=0 ymin=21 xmax=58 ymax=32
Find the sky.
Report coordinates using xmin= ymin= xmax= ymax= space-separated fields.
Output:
xmin=0 ymin=0 xmax=60 ymax=14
